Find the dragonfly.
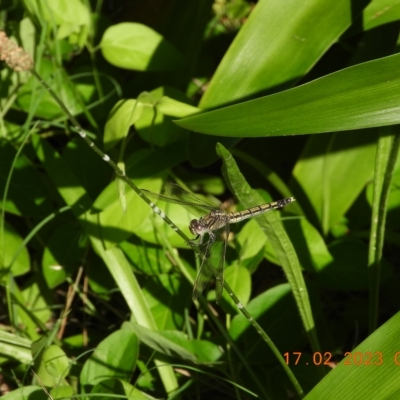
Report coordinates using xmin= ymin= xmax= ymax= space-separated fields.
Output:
xmin=142 ymin=183 xmax=295 ymax=302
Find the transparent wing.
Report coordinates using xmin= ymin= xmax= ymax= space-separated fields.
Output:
xmin=141 ymin=182 xmax=216 ymax=217
xmin=215 ymin=225 xmax=228 ymax=304
xmin=192 ymin=226 xmax=227 ymax=302
xmin=192 ymin=237 xmax=215 ymax=301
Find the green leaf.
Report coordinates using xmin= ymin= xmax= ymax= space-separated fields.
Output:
xmin=200 ymin=0 xmax=361 ymax=109
xmin=33 ymin=344 xmax=70 ymax=387
xmin=1 ymin=221 xmax=30 ymax=276
xmin=80 ymin=329 xmax=138 ymax=388
xmin=86 ymin=177 xmax=159 ymax=246
xmin=50 ymin=385 xmax=75 ymax=399
xmin=104 ymin=99 xmax=144 ymax=150
xmin=125 ymin=322 xmax=221 ymax=363
xmin=292 ymin=131 xmax=377 ymax=233
xmin=221 ymin=263 xmax=251 ymax=311
xmin=177 ymin=54 xmax=400 ymax=137
xmin=125 ymin=322 xmax=197 ymax=363
xmin=157 ymin=96 xmax=199 ymax=118
xmin=91 ymin=379 xmax=152 ymax=400
xmin=21 ymin=277 xmax=52 ymax=325
xmin=1 ymin=386 xmax=47 ymax=400
xmin=100 ymin=23 xmax=185 ymax=71
xmin=362 ymin=0 xmax=400 ymax=32
xmin=265 ymin=217 xmax=333 ymax=272
xmin=304 ymin=311 xmax=400 ymax=399
xmin=120 ymin=241 xmax=173 ymax=275
xmin=236 ymin=218 xmax=267 ymax=267
xmin=143 ymin=274 xmax=191 ymax=330
xmin=134 ymin=87 xmax=191 ymax=147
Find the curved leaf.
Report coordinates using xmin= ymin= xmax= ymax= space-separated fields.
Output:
xmin=178 ymin=54 xmax=400 ymax=137
xmin=304 ymin=311 xmax=400 ymax=399
xmin=200 ymin=0 xmax=363 ymax=109
xmin=100 ymin=23 xmax=185 ymax=71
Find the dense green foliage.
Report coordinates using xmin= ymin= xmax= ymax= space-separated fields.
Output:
xmin=2 ymin=0 xmax=400 ymax=399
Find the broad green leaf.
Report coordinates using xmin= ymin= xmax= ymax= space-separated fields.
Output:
xmin=200 ymin=0 xmax=362 ymax=109
xmin=125 ymin=322 xmax=197 ymax=363
xmin=1 ymin=386 xmax=47 ymax=400
xmin=292 ymin=130 xmax=377 ymax=233
xmin=187 ymin=0 xmax=368 ymax=166
xmin=178 ymin=54 xmax=400 ymax=137
xmin=33 ymin=344 xmax=70 ymax=387
xmin=120 ymin=242 xmax=173 ymax=275
xmin=50 ymin=385 xmax=75 ymax=399
xmin=236 ymin=219 xmax=267 ymax=271
xmin=91 ymin=379 xmax=153 ymax=400
xmin=363 ymin=0 xmax=400 ymax=31
xmin=221 ymin=263 xmax=251 ymax=311
xmin=22 ymin=278 xmax=52 ymax=325
xmin=1 ymin=221 xmax=30 ymax=276
xmin=143 ymin=274 xmax=191 ymax=330
xmin=100 ymin=23 xmax=185 ymax=71
xmin=157 ymin=96 xmax=199 ymax=118
xmin=286 ymin=218 xmax=333 ymax=272
xmin=134 ymin=87 xmax=190 ymax=147
xmin=304 ymin=311 xmax=400 ymax=399
xmin=86 ymin=178 xmax=161 ymax=245
xmin=80 ymin=329 xmax=138 ymax=388
xmin=125 ymin=322 xmax=221 ymax=363
xmin=133 ymin=196 xmax=195 ymax=248
xmin=104 ymin=99 xmax=144 ymax=150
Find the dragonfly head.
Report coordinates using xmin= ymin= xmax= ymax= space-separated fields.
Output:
xmin=189 ymin=219 xmax=207 ymax=236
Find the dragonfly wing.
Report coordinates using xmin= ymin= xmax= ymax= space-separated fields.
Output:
xmin=192 ymin=229 xmax=226 ymax=303
xmin=192 ymin=238 xmax=215 ymax=301
xmin=141 ymin=183 xmax=215 ymax=217
xmin=165 ymin=183 xmax=217 ymax=213
xmin=214 ymin=226 xmax=228 ymax=304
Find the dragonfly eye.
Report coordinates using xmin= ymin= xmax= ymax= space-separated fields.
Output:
xmin=189 ymin=219 xmax=204 ymax=235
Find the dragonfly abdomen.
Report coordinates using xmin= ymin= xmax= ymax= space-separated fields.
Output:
xmin=227 ymin=197 xmax=296 ymax=224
